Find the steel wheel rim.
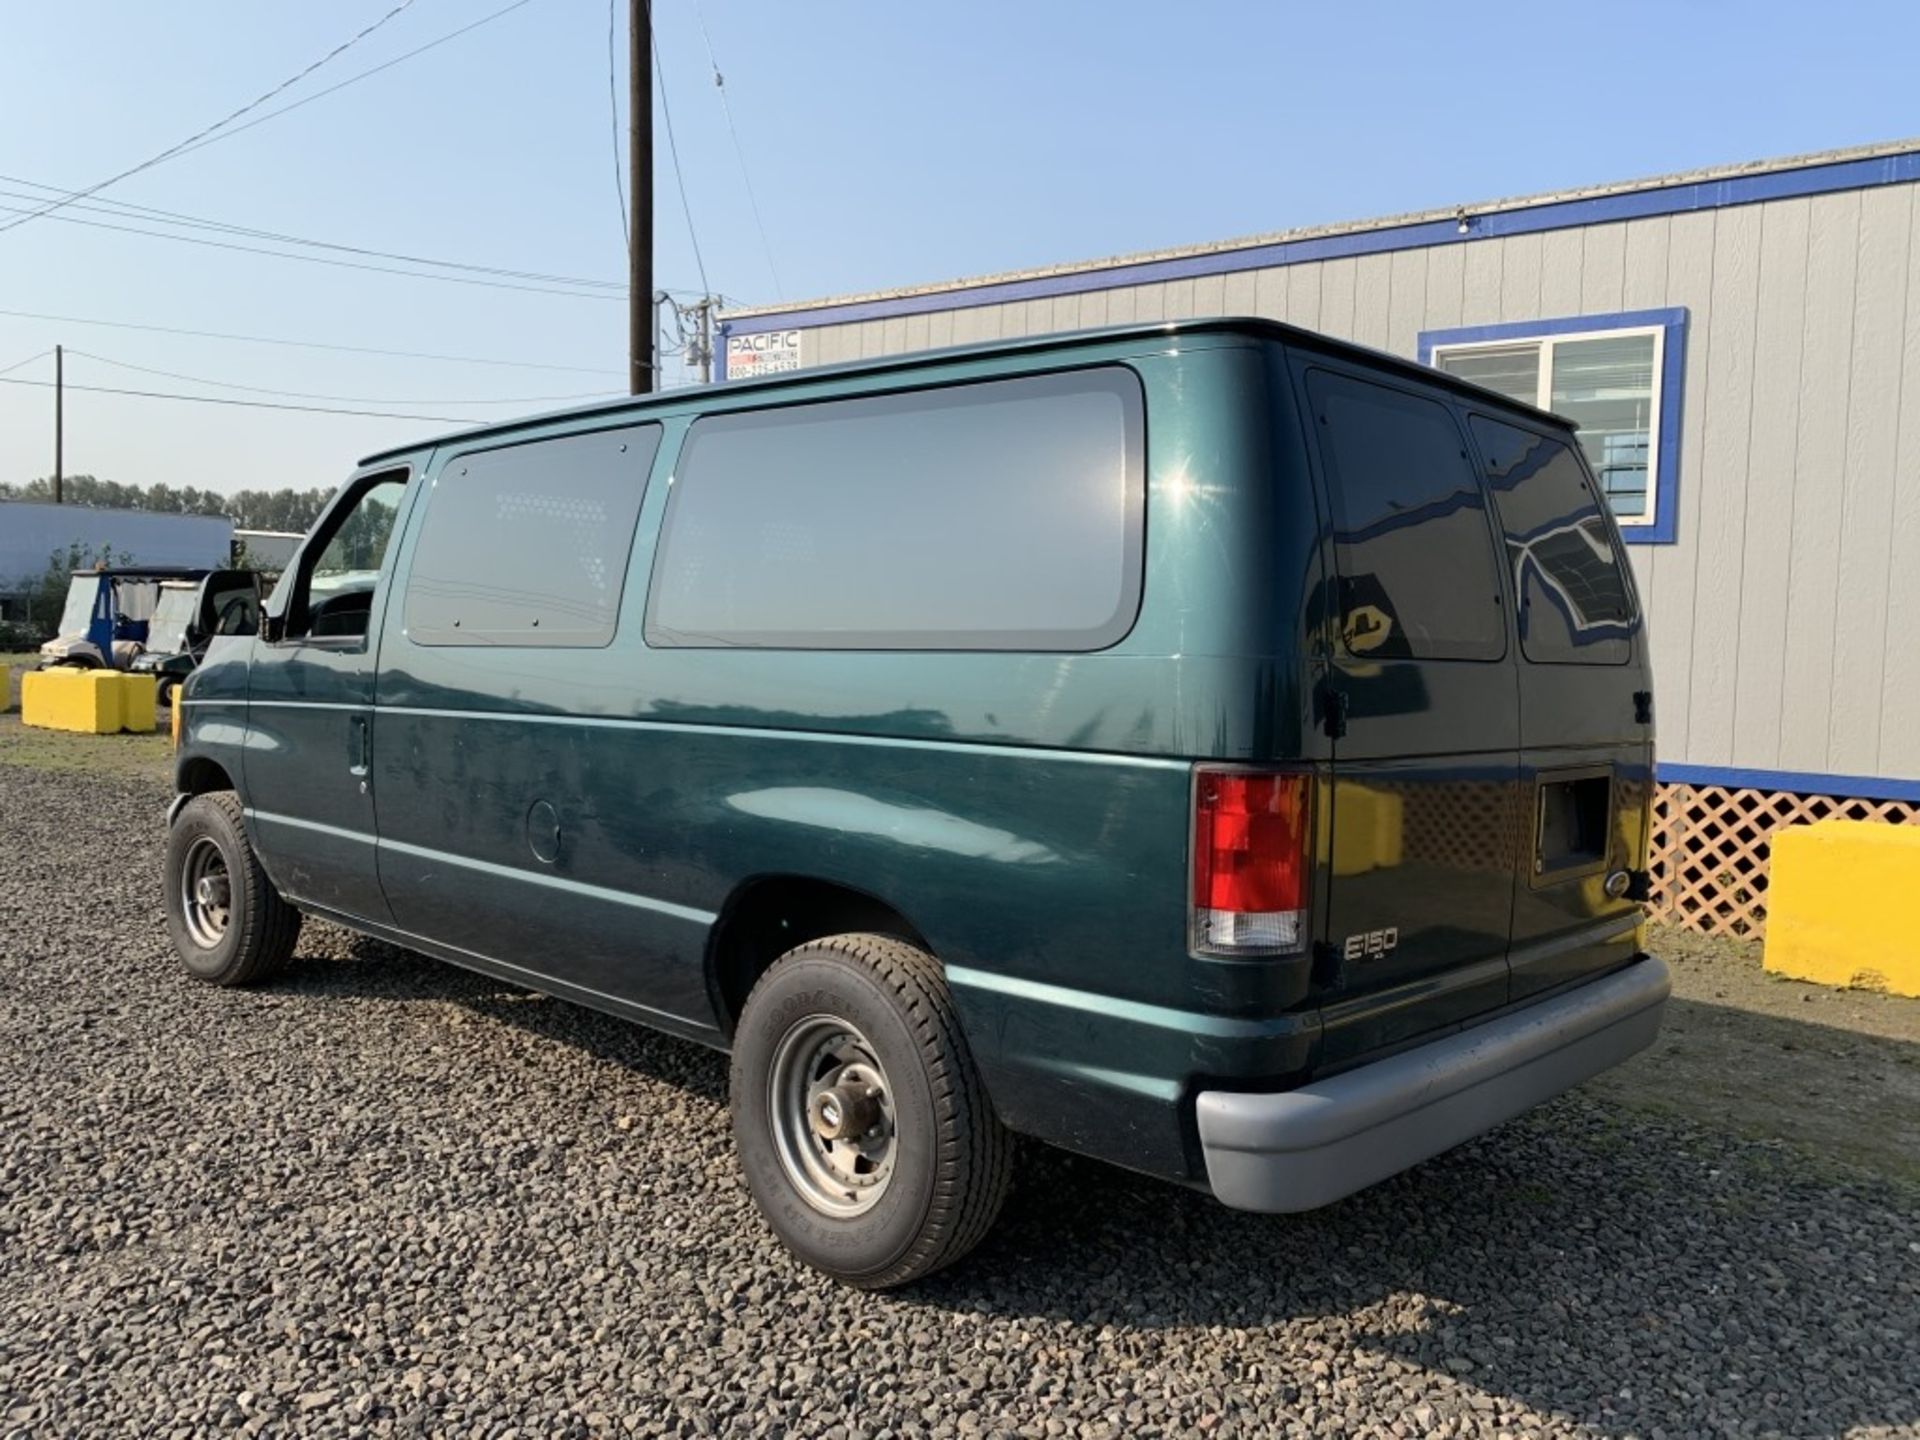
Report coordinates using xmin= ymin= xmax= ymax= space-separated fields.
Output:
xmin=179 ymin=835 xmax=233 ymax=950
xmin=767 ymin=1013 xmax=897 ymax=1217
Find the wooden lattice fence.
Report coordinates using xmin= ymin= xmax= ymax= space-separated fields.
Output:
xmin=1649 ymin=782 xmax=1918 ymax=938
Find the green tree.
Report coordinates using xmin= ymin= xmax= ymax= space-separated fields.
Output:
xmin=2 ymin=475 xmax=335 ymax=530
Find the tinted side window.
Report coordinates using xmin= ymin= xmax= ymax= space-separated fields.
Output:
xmin=404 ymin=424 xmax=661 ymax=648
xmin=646 ymin=369 xmax=1145 ymax=650
xmin=1469 ymin=415 xmax=1635 ymax=665
xmin=1306 ymin=370 xmax=1505 ymax=661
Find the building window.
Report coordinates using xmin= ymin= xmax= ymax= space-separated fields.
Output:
xmin=1418 ymin=308 xmax=1687 ymax=543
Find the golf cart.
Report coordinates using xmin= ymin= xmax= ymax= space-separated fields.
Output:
xmin=127 ymin=573 xmax=263 ymax=709
xmin=40 ymin=569 xmax=261 ymax=701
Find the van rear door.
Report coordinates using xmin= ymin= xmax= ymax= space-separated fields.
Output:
xmin=1295 ymin=361 xmax=1521 ymax=1069
xmin=1467 ymin=412 xmax=1652 ymax=1002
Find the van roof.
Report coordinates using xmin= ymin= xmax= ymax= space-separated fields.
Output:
xmin=358 ymin=316 xmax=1574 ymax=466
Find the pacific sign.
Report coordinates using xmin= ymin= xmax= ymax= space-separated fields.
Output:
xmin=725 ymin=329 xmax=805 ymax=379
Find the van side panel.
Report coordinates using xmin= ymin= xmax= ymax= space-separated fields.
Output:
xmin=367 ymin=340 xmax=1319 ymax=1183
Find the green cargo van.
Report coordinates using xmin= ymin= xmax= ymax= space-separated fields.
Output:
xmin=164 ymin=319 xmax=1669 ymax=1287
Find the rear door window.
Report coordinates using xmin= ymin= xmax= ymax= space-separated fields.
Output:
xmin=1305 ymin=370 xmax=1505 ymax=661
xmin=1468 ymin=415 xmax=1635 ymax=665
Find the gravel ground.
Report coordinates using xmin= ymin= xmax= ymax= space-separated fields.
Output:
xmin=2 ymin=763 xmax=1917 ymax=1439
xmin=1589 ymin=926 xmax=1920 ymax=1185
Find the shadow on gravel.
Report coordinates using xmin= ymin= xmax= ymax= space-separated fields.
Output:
xmin=1591 ymin=994 xmax=1920 ymax=1186
xmin=276 ymin=932 xmax=729 ymax=1102
xmin=918 ymin=1119 xmax=1918 ymax=1436
xmin=275 ymin=937 xmax=1918 ymax=1438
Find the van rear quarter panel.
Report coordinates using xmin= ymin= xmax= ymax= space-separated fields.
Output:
xmin=368 ymin=338 xmax=1325 ymax=1180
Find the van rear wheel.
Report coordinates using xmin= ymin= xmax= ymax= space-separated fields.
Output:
xmin=730 ymin=934 xmax=1013 ymax=1288
xmin=163 ymin=792 xmax=302 ymax=987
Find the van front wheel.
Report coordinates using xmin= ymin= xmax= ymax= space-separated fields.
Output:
xmin=163 ymin=792 xmax=301 ymax=986
xmin=730 ymin=934 xmax=1013 ymax=1288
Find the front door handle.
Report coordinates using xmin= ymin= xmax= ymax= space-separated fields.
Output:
xmin=348 ymin=714 xmax=370 ymax=778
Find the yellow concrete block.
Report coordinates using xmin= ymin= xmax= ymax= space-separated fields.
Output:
xmin=1766 ymin=820 xmax=1920 ymax=997
xmin=1320 ymin=782 xmax=1406 ymax=876
xmin=118 ymin=672 xmax=157 ymax=733
xmin=20 ymin=667 xmax=125 ymax=733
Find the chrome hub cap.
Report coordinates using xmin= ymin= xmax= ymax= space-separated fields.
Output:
xmin=179 ymin=836 xmax=232 ymax=950
xmin=768 ymin=1015 xmax=897 ymax=1216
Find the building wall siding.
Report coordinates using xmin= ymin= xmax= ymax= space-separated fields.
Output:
xmin=773 ymin=180 xmax=1920 ymax=783
xmin=0 ymin=503 xmax=233 ymax=594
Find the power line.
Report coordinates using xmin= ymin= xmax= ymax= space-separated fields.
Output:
xmin=0 ymin=0 xmax=424 ymax=237
xmin=609 ymin=0 xmax=631 ymax=258
xmin=66 ymin=350 xmax=623 ymax=408
xmin=653 ymin=34 xmax=710 ymax=295
xmin=0 ymin=349 xmax=50 ymax=379
xmin=166 ymin=0 xmax=541 ymax=168
xmin=0 ymin=305 xmax=628 ymax=375
xmin=0 ymin=176 xmax=623 ymax=292
xmin=695 ymin=2 xmax=782 ymax=298
xmin=0 ymin=199 xmax=620 ymax=301
xmin=0 ymin=374 xmax=470 ymax=424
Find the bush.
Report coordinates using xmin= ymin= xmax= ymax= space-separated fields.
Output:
xmin=0 ymin=617 xmax=47 ymax=652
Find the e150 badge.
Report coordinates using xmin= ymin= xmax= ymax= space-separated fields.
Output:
xmin=1342 ymin=928 xmax=1399 ymax=962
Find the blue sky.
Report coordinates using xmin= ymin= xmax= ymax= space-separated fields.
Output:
xmin=3 ymin=0 xmax=1918 ymax=496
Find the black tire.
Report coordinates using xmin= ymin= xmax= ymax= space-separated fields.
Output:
xmin=163 ymin=791 xmax=302 ymax=987
xmin=731 ymin=933 xmax=1013 ymax=1288
xmin=154 ymin=677 xmax=178 ymax=713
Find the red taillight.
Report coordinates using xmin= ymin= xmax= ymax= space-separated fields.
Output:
xmin=1190 ymin=768 xmax=1310 ymax=955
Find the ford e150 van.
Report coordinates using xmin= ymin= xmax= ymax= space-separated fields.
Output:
xmin=163 ymin=318 xmax=1670 ymax=1287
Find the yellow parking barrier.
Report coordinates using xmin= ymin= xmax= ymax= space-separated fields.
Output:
xmin=21 ymin=667 xmax=125 ymax=733
xmin=1766 ymin=819 xmax=1920 ymax=997
xmin=18 ymin=668 xmax=159 ymax=735
xmin=119 ymin=672 xmax=157 ymax=734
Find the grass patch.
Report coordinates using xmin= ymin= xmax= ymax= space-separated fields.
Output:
xmin=1 ymin=653 xmax=38 ymax=714
xmin=0 ymin=712 xmax=172 ymax=779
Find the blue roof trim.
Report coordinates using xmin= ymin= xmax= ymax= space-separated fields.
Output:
xmin=726 ymin=150 xmax=1920 ymax=336
xmin=1418 ymin=308 xmax=1687 ymax=545
xmin=1658 ymin=763 xmax=1920 ymax=804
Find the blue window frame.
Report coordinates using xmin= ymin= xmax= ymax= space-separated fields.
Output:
xmin=1418 ymin=308 xmax=1687 ymax=544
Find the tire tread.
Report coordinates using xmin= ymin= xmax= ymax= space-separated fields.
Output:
xmin=740 ymin=932 xmax=1013 ymax=1288
xmin=174 ymin=792 xmax=301 ymax=986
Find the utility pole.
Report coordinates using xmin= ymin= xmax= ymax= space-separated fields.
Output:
xmin=691 ymin=299 xmax=714 ymax=384
xmin=53 ymin=344 xmax=63 ymax=504
xmin=629 ymin=0 xmax=653 ymax=394
xmin=651 ymin=290 xmax=667 ymax=390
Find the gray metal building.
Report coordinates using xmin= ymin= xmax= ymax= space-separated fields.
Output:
xmin=0 ymin=501 xmax=232 ymax=611
xmin=721 ymin=141 xmax=1920 ymax=792
xmin=720 ymin=141 xmax=1920 ymax=933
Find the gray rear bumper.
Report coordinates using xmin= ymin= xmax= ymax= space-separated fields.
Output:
xmin=1195 ymin=955 xmax=1671 ymax=1213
